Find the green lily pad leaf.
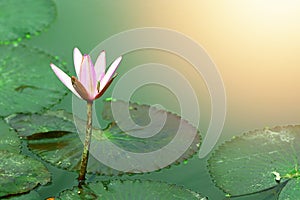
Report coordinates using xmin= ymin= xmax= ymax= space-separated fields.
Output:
xmin=6 ymin=110 xmax=120 ymax=175
xmin=208 ymin=125 xmax=300 ymax=199
xmin=0 ymin=119 xmax=20 ymax=153
xmin=97 ymin=99 xmax=202 ymax=171
xmin=0 ymin=45 xmax=67 ymax=116
xmin=102 ymin=99 xmax=200 ymax=149
xmin=3 ymin=191 xmax=40 ymax=200
xmin=226 ymin=180 xmax=288 ymax=199
xmin=279 ymin=178 xmax=300 ymax=200
xmin=0 ymin=120 xmax=48 ymax=197
xmin=7 ymin=100 xmax=200 ymax=175
xmin=5 ymin=110 xmax=76 ymax=138
xmin=58 ymin=180 xmax=207 ymax=200
xmin=0 ymin=0 xmax=56 ymax=44
xmin=0 ymin=151 xmax=50 ymax=198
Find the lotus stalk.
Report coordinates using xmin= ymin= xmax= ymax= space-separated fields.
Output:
xmin=50 ymin=48 xmax=122 ymax=187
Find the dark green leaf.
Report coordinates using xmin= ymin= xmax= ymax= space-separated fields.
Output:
xmin=0 ymin=45 xmax=67 ymax=116
xmin=7 ymin=100 xmax=200 ymax=175
xmin=0 ymin=151 xmax=50 ymax=198
xmin=3 ymin=191 xmax=41 ymax=200
xmin=58 ymin=180 xmax=207 ymax=200
xmin=0 ymin=0 xmax=56 ymax=44
xmin=0 ymin=120 xmax=50 ymax=197
xmin=208 ymin=125 xmax=300 ymax=199
xmin=0 ymin=119 xmax=20 ymax=153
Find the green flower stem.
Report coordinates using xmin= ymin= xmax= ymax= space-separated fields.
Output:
xmin=78 ymin=101 xmax=93 ymax=188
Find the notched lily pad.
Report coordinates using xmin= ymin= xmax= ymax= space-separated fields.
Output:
xmin=0 ymin=45 xmax=67 ymax=116
xmin=208 ymin=125 xmax=300 ymax=199
xmin=0 ymin=151 xmax=50 ymax=198
xmin=101 ymin=100 xmax=200 ymax=156
xmin=89 ymin=100 xmax=201 ymax=172
xmin=58 ymin=179 xmax=207 ymax=200
xmin=7 ymin=100 xmax=200 ymax=175
xmin=0 ymin=0 xmax=56 ymax=44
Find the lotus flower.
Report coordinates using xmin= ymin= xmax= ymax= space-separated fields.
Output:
xmin=50 ymin=48 xmax=122 ymax=102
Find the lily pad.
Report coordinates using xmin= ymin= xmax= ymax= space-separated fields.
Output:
xmin=0 ymin=45 xmax=67 ymax=116
xmin=3 ymin=191 xmax=41 ymax=200
xmin=208 ymin=125 xmax=300 ymax=199
xmin=101 ymin=100 xmax=200 ymax=154
xmin=58 ymin=180 xmax=207 ymax=200
xmin=0 ymin=0 xmax=56 ymax=44
xmin=0 ymin=119 xmax=50 ymax=197
xmin=0 ymin=119 xmax=20 ymax=153
xmin=279 ymin=178 xmax=300 ymax=200
xmin=6 ymin=100 xmax=200 ymax=175
xmin=226 ymin=180 xmax=288 ymax=199
xmin=96 ymin=100 xmax=200 ymax=172
xmin=0 ymin=151 xmax=50 ymax=198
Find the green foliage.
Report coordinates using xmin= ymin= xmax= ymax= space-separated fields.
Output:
xmin=208 ymin=125 xmax=300 ymax=199
xmin=0 ymin=0 xmax=56 ymax=44
xmin=58 ymin=180 xmax=207 ymax=200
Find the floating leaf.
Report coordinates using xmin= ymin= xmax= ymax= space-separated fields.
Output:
xmin=0 ymin=45 xmax=67 ymax=116
xmin=0 ymin=119 xmax=50 ymax=197
xmin=0 ymin=151 xmax=50 ymax=198
xmin=58 ymin=180 xmax=207 ymax=200
xmin=0 ymin=119 xmax=20 ymax=153
xmin=0 ymin=0 xmax=56 ymax=44
xmin=279 ymin=178 xmax=300 ymax=200
xmin=6 ymin=110 xmax=120 ymax=175
xmin=7 ymin=100 xmax=200 ymax=175
xmin=5 ymin=110 xmax=76 ymax=138
xmin=208 ymin=125 xmax=300 ymax=199
xmin=3 ymin=191 xmax=41 ymax=200
xmin=100 ymin=100 xmax=200 ymax=165
xmin=226 ymin=180 xmax=288 ymax=199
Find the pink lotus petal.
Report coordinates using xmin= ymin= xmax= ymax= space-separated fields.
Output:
xmin=50 ymin=63 xmax=82 ymax=99
xmin=94 ymin=50 xmax=106 ymax=82
xmin=100 ymin=56 xmax=122 ymax=91
xmin=73 ymin=47 xmax=83 ymax=77
xmin=94 ymin=74 xmax=117 ymax=100
xmin=79 ymin=55 xmax=97 ymax=97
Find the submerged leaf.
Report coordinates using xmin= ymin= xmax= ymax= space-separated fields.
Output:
xmin=58 ymin=179 xmax=207 ymax=200
xmin=208 ymin=125 xmax=300 ymax=199
xmin=0 ymin=151 xmax=50 ymax=198
xmin=0 ymin=45 xmax=67 ymax=116
xmin=0 ymin=0 xmax=56 ymax=44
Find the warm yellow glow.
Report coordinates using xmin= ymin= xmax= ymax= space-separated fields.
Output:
xmin=223 ymin=0 xmax=300 ymax=39
xmin=51 ymin=0 xmax=300 ymax=137
xmin=129 ymin=0 xmax=300 ymax=135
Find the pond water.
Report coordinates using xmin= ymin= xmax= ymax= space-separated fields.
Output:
xmin=1 ymin=0 xmax=299 ymax=199
xmin=19 ymin=1 xmax=226 ymax=198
